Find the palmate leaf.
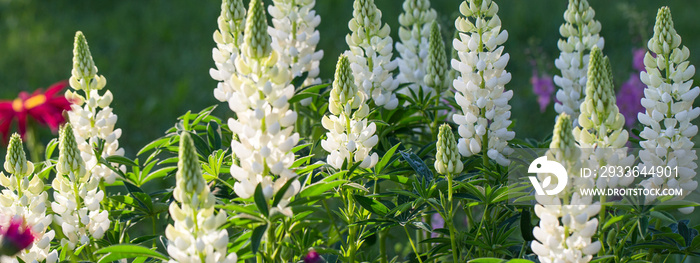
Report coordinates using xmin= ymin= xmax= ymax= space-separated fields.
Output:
xmin=399 ymin=150 xmax=433 ymax=182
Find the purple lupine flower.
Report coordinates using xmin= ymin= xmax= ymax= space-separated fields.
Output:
xmin=430 ymin=213 xmax=444 ymax=238
xmin=617 ymin=73 xmax=646 ymax=128
xmin=632 ymin=48 xmax=646 ymax=72
xmin=531 ymin=73 xmax=555 ymax=112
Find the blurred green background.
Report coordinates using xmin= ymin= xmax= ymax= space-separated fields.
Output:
xmin=1 ymin=0 xmax=699 ymax=154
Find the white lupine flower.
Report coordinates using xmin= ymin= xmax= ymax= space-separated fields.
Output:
xmin=395 ymin=0 xmax=437 ymax=98
xmin=531 ymin=114 xmax=601 ymax=263
xmin=226 ymin=0 xmax=300 ymax=217
xmin=451 ymin=0 xmax=515 ymax=166
xmin=165 ymin=133 xmax=237 ymax=263
xmin=51 ymin=124 xmax=110 ymax=251
xmin=269 ymin=0 xmax=324 ymax=105
xmin=211 ymin=0 xmax=246 ymax=103
xmin=573 ymin=47 xmax=634 ymax=189
xmin=434 ymin=124 xmax=462 ymax=175
xmin=345 ymin=0 xmax=400 ymax=110
xmin=638 ymin=7 xmax=699 ymax=209
xmin=0 ymin=134 xmax=56 ymax=263
xmin=321 ymin=55 xmax=379 ymax=170
xmin=553 ymin=0 xmax=605 ymax=126
xmin=66 ymin=31 xmax=124 ymax=185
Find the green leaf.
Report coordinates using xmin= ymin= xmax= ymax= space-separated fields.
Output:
xmin=400 ymin=150 xmax=433 ymax=182
xmin=272 ymin=178 xmax=296 ymax=208
xmin=375 ymin=143 xmax=400 ymax=173
xmin=251 ymin=224 xmax=267 ymax=254
xmin=44 ymin=138 xmax=59 ymax=160
xmin=299 ymin=179 xmax=346 ymax=199
xmin=206 ymin=120 xmax=222 ymax=150
xmin=137 ymin=137 xmax=169 ymax=156
xmin=141 ymin=166 xmax=177 ymax=185
xmin=602 ymin=215 xmax=626 ymax=230
xmin=353 ymin=195 xmax=389 ymax=217
xmin=106 ymin=155 xmax=139 ymax=168
xmin=95 ymin=244 xmax=168 ymax=263
xmin=467 ymin=258 xmax=506 ymax=263
xmin=254 ymin=184 xmax=269 ymax=217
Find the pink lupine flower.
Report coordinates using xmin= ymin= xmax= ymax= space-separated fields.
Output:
xmin=531 ymin=73 xmax=555 ymax=112
xmin=0 ymin=217 xmax=35 ymax=257
xmin=304 ymin=250 xmax=323 ymax=263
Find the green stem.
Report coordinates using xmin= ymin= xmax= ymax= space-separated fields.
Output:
xmin=404 ymin=226 xmax=424 ymax=263
xmin=267 ymin=222 xmax=276 ymax=261
xmin=447 ymin=173 xmax=460 ymax=262
xmin=598 ymin=195 xmax=607 ymax=255
xmin=379 ymin=228 xmax=388 ymax=263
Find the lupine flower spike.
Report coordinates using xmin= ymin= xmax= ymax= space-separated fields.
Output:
xmin=573 ymin=46 xmax=634 ymax=189
xmin=269 ymin=0 xmax=324 ymax=106
xmin=165 ymin=132 xmax=237 ymax=262
xmin=396 ymin=0 xmax=438 ymax=99
xmin=51 ymin=124 xmax=110 ymax=251
xmin=211 ymin=0 xmax=247 ymax=102
xmin=553 ymin=0 xmax=605 ymax=126
xmin=532 ymin=113 xmax=602 ymax=263
xmin=66 ymin=31 xmax=125 ymax=184
xmin=345 ymin=0 xmax=400 ymax=110
xmin=321 ymin=55 xmax=379 ymax=169
xmin=638 ymin=7 xmax=700 ymax=212
xmin=424 ymin=21 xmax=448 ymax=96
xmin=0 ymin=134 xmax=56 ymax=262
xmin=452 ymin=0 xmax=515 ymax=166
xmin=226 ymin=0 xmax=301 ymax=216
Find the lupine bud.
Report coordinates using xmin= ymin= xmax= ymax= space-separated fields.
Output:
xmin=553 ymin=0 xmax=604 ymax=125
xmin=72 ymin=32 xmax=97 ymax=81
xmin=329 ymin=55 xmax=362 ymax=116
xmin=424 ymin=21 xmax=447 ymax=93
xmin=57 ymin=124 xmax=83 ymax=176
xmin=243 ymin=0 xmax=272 ymax=60
xmin=435 ymin=124 xmax=463 ymax=175
xmin=0 ymin=217 xmax=35 ymax=257
xmin=638 ymin=7 xmax=699 ymax=206
xmin=4 ymin=134 xmax=32 ymax=176
xmin=174 ymin=132 xmax=207 ymax=206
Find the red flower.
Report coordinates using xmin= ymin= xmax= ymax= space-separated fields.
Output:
xmin=0 ymin=81 xmax=72 ymax=143
xmin=0 ymin=217 xmax=35 ymax=257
